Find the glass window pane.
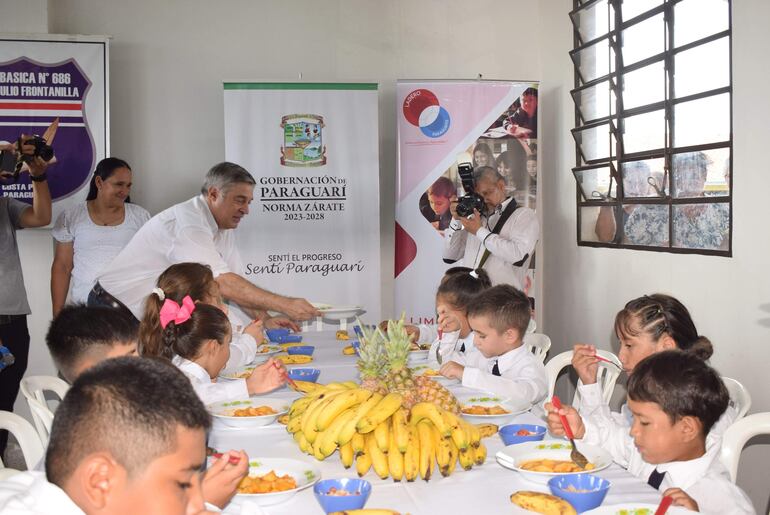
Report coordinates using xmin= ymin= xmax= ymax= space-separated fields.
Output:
xmin=674 ymin=37 xmax=730 ymax=98
xmin=572 ymin=80 xmax=616 ymax=122
xmin=580 ymin=206 xmax=608 ymax=243
xmin=622 ymin=204 xmax=669 ymax=246
xmin=572 ymin=37 xmax=616 ymax=84
xmin=622 ymin=158 xmax=666 ymax=198
xmin=674 ymin=0 xmax=729 ymax=48
xmin=622 ymin=60 xmax=665 ymax=110
xmin=623 ymin=109 xmax=665 ymax=154
xmin=621 ymin=0 xmax=662 ymax=22
xmin=674 ymin=93 xmax=730 ymax=148
xmin=672 ymin=203 xmax=729 ymax=250
xmin=621 ymin=12 xmax=664 ymax=66
xmin=573 ymin=122 xmax=617 ymax=162
xmin=671 ymin=149 xmax=731 ymax=199
xmin=572 ymin=0 xmax=614 ymax=43
xmin=573 ymin=165 xmax=617 ymax=201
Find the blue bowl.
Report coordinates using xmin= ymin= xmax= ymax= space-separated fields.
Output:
xmin=275 ymin=334 xmax=303 ymax=344
xmin=350 ymin=340 xmax=361 ymax=356
xmin=313 ymin=478 xmax=371 ymax=514
xmin=498 ymin=424 xmax=547 ymax=445
xmin=548 ymin=473 xmax=611 ymax=513
xmin=287 ymin=345 xmax=315 ymax=356
xmin=265 ymin=328 xmax=291 ymax=341
xmin=287 ymin=368 xmax=320 ymax=383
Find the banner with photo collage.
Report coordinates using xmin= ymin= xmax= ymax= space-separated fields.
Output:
xmin=395 ymin=80 xmax=539 ymax=326
xmin=224 ymin=83 xmax=382 ymax=322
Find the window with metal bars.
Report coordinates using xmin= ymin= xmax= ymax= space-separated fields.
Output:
xmin=570 ymin=0 xmax=732 ymax=255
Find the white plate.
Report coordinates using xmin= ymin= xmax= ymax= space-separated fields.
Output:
xmin=407 ymin=349 xmax=429 ymax=365
xmin=255 ymin=344 xmax=283 ymax=356
xmin=411 ymin=364 xmax=459 ymax=385
xmin=319 ymin=306 xmax=364 ymax=321
xmin=457 ymin=394 xmax=530 ymax=426
xmin=219 ymin=365 xmax=256 ymax=380
xmin=495 ymin=440 xmax=613 ymax=484
xmin=583 ymin=503 xmax=693 ymax=514
xmin=233 ymin=457 xmax=321 ymax=506
xmin=208 ymin=398 xmax=289 ymax=428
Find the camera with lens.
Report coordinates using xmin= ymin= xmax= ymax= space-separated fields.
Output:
xmin=455 ymin=162 xmax=485 ymax=218
xmin=21 ymin=135 xmax=54 ymax=163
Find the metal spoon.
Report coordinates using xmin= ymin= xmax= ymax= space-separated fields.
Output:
xmin=551 ymin=395 xmax=589 ymax=469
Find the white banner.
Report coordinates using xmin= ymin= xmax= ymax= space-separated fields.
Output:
xmin=0 ymin=35 xmax=109 ymax=222
xmin=224 ymin=83 xmax=381 ymax=321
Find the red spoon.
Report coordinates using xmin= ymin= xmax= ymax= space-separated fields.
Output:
xmin=654 ymin=495 xmax=674 ymax=515
xmin=273 ymin=360 xmax=298 ymax=391
xmin=551 ymin=395 xmax=589 ymax=469
xmin=593 ymin=353 xmax=621 ymax=369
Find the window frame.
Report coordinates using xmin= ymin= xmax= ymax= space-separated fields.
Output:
xmin=571 ymin=0 xmax=733 ymax=256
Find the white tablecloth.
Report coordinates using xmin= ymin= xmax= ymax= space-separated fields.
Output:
xmin=210 ymin=330 xmax=662 ymax=514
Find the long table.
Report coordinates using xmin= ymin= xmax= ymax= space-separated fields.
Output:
xmin=210 ymin=330 xmax=662 ymax=514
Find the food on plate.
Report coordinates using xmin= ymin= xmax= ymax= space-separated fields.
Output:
xmin=336 ymin=330 xmax=350 ymax=340
xmin=343 ymin=345 xmax=357 ymax=355
xmin=277 ymin=414 xmax=289 ymax=425
xmin=324 ymin=487 xmax=361 ymax=496
xmin=461 ymin=405 xmax=510 ymax=416
xmin=519 ymin=459 xmax=595 ymax=473
xmin=409 ymin=342 xmax=429 ymax=351
xmin=277 ymin=354 xmax=313 ymax=365
xmin=256 ymin=345 xmax=272 ymax=354
xmin=237 ymin=470 xmax=297 ymax=494
xmin=232 ymin=405 xmax=278 ymax=417
xmin=509 ymin=490 xmax=577 ymax=515
xmin=475 ymin=423 xmax=499 ymax=438
xmin=420 ymin=368 xmax=439 ymax=377
xmin=228 ymin=367 xmax=255 ymax=379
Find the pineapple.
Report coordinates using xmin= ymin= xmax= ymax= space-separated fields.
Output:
xmin=357 ymin=323 xmax=387 ymax=395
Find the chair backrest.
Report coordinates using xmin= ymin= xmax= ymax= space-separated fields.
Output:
xmin=19 ymin=375 xmax=69 ymax=446
xmin=544 ymin=350 xmax=623 ymax=407
xmin=0 ymin=411 xmax=44 ymax=470
xmin=720 ymin=411 xmax=770 ymax=483
xmin=524 ymin=333 xmax=551 ymax=364
xmin=721 ymin=376 xmax=751 ymax=419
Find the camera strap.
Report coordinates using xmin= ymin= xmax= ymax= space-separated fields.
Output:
xmin=475 ymin=197 xmax=528 ymax=272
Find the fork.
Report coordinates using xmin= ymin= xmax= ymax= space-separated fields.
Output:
xmin=551 ymin=395 xmax=589 ymax=469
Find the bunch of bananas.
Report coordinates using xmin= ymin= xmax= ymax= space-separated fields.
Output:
xmin=285 ymin=382 xmax=488 ymax=481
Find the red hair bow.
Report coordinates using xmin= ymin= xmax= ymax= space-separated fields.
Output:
xmin=159 ymin=295 xmax=196 ymax=329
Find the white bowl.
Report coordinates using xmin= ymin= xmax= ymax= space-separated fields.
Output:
xmin=208 ymin=398 xmax=289 ymax=428
xmin=583 ymin=504 xmax=693 ymax=514
xmin=411 ymin=364 xmax=459 ymax=386
xmin=407 ymin=349 xmax=429 ymax=365
xmin=233 ymin=457 xmax=321 ymax=506
xmin=457 ymin=394 xmax=530 ymax=426
xmin=495 ymin=440 xmax=613 ymax=484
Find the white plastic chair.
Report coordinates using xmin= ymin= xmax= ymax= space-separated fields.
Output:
xmin=19 ymin=375 xmax=69 ymax=446
xmin=0 ymin=411 xmax=44 ymax=470
xmin=544 ymin=350 xmax=622 ymax=407
xmin=720 ymin=412 xmax=770 ymax=483
xmin=524 ymin=333 xmax=551 ymax=364
xmin=722 ymin=376 xmax=751 ymax=419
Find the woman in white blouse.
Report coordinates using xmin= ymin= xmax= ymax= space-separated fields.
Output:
xmin=51 ymin=158 xmax=150 ymax=316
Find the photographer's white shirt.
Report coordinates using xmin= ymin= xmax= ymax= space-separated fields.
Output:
xmin=98 ymin=195 xmax=242 ymax=318
xmin=443 ymin=197 xmax=539 ymax=289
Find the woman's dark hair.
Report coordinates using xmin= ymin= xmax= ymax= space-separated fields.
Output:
xmin=495 ymin=145 xmax=528 ymax=191
xmin=614 ymin=293 xmax=713 ymax=360
xmin=627 ymin=350 xmax=728 ymax=435
xmin=472 ymin=141 xmax=495 ymax=169
xmin=158 ymin=303 xmax=230 ymax=362
xmin=86 ymin=157 xmax=132 ymax=201
xmin=436 ymin=268 xmax=492 ymax=311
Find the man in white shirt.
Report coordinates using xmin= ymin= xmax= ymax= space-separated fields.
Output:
xmin=91 ymin=162 xmax=319 ymax=323
xmin=443 ymin=166 xmax=539 ymax=289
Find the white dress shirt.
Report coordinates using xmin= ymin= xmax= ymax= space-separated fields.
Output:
xmin=0 ymin=471 xmax=84 ymax=514
xmin=581 ymin=412 xmax=756 ymax=515
xmin=173 ymin=356 xmax=249 ymax=405
xmin=442 ymin=198 xmax=539 ymax=289
xmin=427 ymin=330 xmax=474 ymax=368
xmin=450 ymin=343 xmax=547 ymax=407
xmin=98 ymin=195 xmax=243 ymax=318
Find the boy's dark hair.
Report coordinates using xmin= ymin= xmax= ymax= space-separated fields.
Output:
xmin=436 ymin=268 xmax=492 ymax=311
xmin=46 ymin=305 xmax=138 ymax=381
xmin=45 ymin=356 xmax=211 ymax=486
xmin=467 ymin=284 xmax=530 ymax=337
xmin=627 ymin=350 xmax=728 ymax=435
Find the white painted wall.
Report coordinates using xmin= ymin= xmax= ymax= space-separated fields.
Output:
xmin=2 ymin=0 xmax=767 ymax=510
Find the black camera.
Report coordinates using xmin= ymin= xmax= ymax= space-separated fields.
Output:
xmin=455 ymin=163 xmax=485 ymax=218
xmin=21 ymin=135 xmax=54 ymax=162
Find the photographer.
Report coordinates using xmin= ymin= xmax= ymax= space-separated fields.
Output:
xmin=443 ymin=166 xmax=539 ymax=289
xmin=0 ymin=135 xmax=52 ymax=460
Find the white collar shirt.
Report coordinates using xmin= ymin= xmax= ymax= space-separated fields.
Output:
xmin=427 ymin=331 xmax=474 ymax=368
xmin=451 ymin=343 xmax=547 ymax=407
xmin=172 ymin=355 xmax=249 ymax=405
xmin=442 ymin=197 xmax=539 ymax=289
xmin=98 ymin=195 xmax=243 ymax=318
xmin=0 ymin=471 xmax=84 ymax=514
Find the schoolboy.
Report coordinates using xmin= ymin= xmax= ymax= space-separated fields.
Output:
xmin=546 ymin=351 xmax=755 ymax=515
xmin=439 ymin=284 xmax=547 ymax=406
xmin=0 ymin=357 xmax=214 ymax=514
xmin=45 ymin=304 xmax=139 ymax=383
